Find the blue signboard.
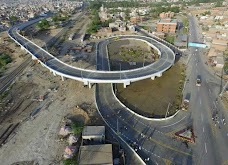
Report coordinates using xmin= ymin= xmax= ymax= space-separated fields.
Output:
xmin=188 ymin=42 xmax=208 ymax=48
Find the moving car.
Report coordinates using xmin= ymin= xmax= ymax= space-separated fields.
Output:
xmin=196 ymin=75 xmax=201 ymax=86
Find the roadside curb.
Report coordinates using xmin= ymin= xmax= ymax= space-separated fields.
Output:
xmin=94 ymin=85 xmax=146 ymax=165
xmin=111 ymin=84 xmax=180 ymax=121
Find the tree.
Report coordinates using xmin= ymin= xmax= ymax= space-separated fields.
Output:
xmin=71 ymin=122 xmax=84 ymax=135
xmin=37 ymin=19 xmax=50 ymax=30
xmin=0 ymin=54 xmax=12 ymax=69
xmin=165 ymin=35 xmax=175 ymax=44
xmin=63 ymin=158 xmax=78 ymax=165
xmin=10 ymin=16 xmax=18 ymax=22
xmin=224 ymin=62 xmax=228 ymax=72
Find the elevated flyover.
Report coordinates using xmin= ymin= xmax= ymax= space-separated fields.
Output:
xmin=8 ymin=20 xmax=175 ymax=87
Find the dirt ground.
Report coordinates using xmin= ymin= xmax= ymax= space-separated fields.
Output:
xmin=0 ymin=32 xmax=27 ymax=76
xmin=221 ymin=93 xmax=228 ymax=112
xmin=108 ymin=39 xmax=155 ymax=71
xmin=0 ymin=58 xmax=99 ymax=164
xmin=0 ymin=24 xmax=101 ymax=164
xmin=116 ymin=62 xmax=185 ymax=118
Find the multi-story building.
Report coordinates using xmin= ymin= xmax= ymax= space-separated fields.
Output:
xmin=159 ymin=11 xmax=175 ymax=18
xmin=130 ymin=16 xmax=143 ymax=24
xmin=156 ymin=18 xmax=177 ymax=33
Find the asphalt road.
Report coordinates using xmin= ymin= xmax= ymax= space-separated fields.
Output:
xmin=8 ymin=23 xmax=175 ymax=83
xmin=183 ymin=15 xmax=228 ymax=165
xmin=95 ymin=15 xmax=228 ymax=165
xmin=95 ymin=33 xmax=193 ymax=165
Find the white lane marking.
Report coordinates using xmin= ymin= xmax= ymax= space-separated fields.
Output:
xmin=200 ymin=99 xmax=202 ymax=105
xmin=201 ymin=113 xmax=204 ymax=121
xmin=209 ymin=89 xmax=211 ymax=94
xmin=196 ymin=63 xmax=198 ymax=66
xmin=203 ymin=127 xmax=204 ymax=132
xmin=213 ymin=101 xmax=217 ymax=108
xmin=205 ymin=143 xmax=207 ymax=153
xmin=161 ymin=116 xmax=186 ymax=128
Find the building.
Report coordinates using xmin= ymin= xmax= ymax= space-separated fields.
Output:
xmin=211 ymin=39 xmax=228 ymax=51
xmin=215 ymin=53 xmax=224 ymax=68
xmin=82 ymin=126 xmax=105 ymax=143
xmin=159 ymin=11 xmax=175 ymax=18
xmin=130 ymin=16 xmax=143 ymax=24
xmin=78 ymin=144 xmax=113 ymax=165
xmin=156 ymin=19 xmax=177 ymax=33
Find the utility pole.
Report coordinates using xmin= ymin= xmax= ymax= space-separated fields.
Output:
xmin=119 ymin=63 xmax=121 ymax=79
xmin=165 ymin=103 xmax=171 ymax=119
xmin=219 ymin=81 xmax=228 ymax=97
xmin=117 ymin=118 xmax=119 ymax=134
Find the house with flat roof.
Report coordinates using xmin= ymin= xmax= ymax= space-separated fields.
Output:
xmin=82 ymin=126 xmax=105 ymax=143
xmin=78 ymin=144 xmax=113 ymax=165
xmin=215 ymin=53 xmax=224 ymax=69
xmin=156 ymin=18 xmax=177 ymax=33
xmin=211 ymin=39 xmax=228 ymax=51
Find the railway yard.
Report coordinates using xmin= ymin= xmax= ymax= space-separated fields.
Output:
xmin=0 ymin=13 xmax=99 ymax=164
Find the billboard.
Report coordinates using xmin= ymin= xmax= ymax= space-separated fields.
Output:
xmin=188 ymin=42 xmax=208 ymax=48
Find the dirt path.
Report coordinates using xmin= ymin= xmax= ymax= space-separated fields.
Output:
xmin=0 ymin=62 xmax=95 ymax=164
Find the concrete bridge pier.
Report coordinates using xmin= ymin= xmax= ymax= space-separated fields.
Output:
xmin=21 ymin=46 xmax=25 ymax=50
xmin=61 ymin=76 xmax=64 ymax=81
xmin=151 ymin=76 xmax=155 ymax=80
xmin=123 ymin=81 xmax=130 ymax=88
xmin=53 ymin=72 xmax=56 ymax=76
xmin=157 ymin=72 xmax=162 ymax=77
xmin=83 ymin=81 xmax=88 ymax=86
xmin=32 ymin=56 xmax=37 ymax=60
xmin=83 ymin=81 xmax=93 ymax=88
xmin=88 ymin=82 xmax=92 ymax=89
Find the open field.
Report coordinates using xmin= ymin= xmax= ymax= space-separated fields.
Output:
xmin=116 ymin=62 xmax=185 ymax=118
xmin=0 ymin=59 xmax=97 ymax=164
xmin=108 ymin=39 xmax=157 ymax=71
xmin=0 ymin=32 xmax=27 ymax=76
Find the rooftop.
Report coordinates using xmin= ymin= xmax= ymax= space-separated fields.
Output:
xmin=78 ymin=144 xmax=113 ymax=165
xmin=82 ymin=126 xmax=105 ymax=137
xmin=158 ymin=18 xmax=177 ymax=24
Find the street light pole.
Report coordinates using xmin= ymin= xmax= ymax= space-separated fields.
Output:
xmin=119 ymin=63 xmax=121 ymax=79
xmin=165 ymin=103 xmax=171 ymax=119
xmin=117 ymin=118 xmax=119 ymax=134
xmin=143 ymin=54 xmax=145 ymax=67
xmin=219 ymin=81 xmax=228 ymax=97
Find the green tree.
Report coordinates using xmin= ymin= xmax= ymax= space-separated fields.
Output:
xmin=71 ymin=122 xmax=84 ymax=135
xmin=37 ymin=19 xmax=50 ymax=30
xmin=0 ymin=54 xmax=12 ymax=69
xmin=63 ymin=158 xmax=78 ymax=165
xmin=10 ymin=16 xmax=18 ymax=22
xmin=165 ymin=35 xmax=175 ymax=44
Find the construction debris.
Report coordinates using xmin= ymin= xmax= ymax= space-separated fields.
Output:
xmin=175 ymin=126 xmax=195 ymax=143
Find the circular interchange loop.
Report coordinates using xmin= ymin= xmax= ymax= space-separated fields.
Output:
xmin=8 ymin=19 xmax=176 ymax=84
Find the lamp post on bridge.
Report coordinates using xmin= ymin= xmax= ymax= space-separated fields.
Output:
xmin=119 ymin=63 xmax=121 ymax=79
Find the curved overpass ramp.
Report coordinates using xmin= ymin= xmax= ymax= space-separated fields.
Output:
xmin=8 ymin=20 xmax=175 ymax=86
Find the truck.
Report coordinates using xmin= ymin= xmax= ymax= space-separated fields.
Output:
xmin=181 ymin=93 xmax=191 ymax=111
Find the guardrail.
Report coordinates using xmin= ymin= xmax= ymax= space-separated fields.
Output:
xmin=94 ymin=85 xmax=146 ymax=165
xmin=8 ymin=20 xmax=175 ymax=85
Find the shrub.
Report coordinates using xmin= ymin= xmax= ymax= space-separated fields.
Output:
xmin=0 ymin=54 xmax=12 ymax=68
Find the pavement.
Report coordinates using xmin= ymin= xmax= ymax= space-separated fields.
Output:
xmin=95 ymin=15 xmax=228 ymax=165
xmin=9 ymin=23 xmax=175 ymax=83
xmin=95 ymin=34 xmax=193 ymax=165
xmin=183 ymin=15 xmax=228 ymax=165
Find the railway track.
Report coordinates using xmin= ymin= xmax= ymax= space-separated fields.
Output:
xmin=0 ymin=57 xmax=32 ymax=94
xmin=0 ymin=123 xmax=19 ymax=147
